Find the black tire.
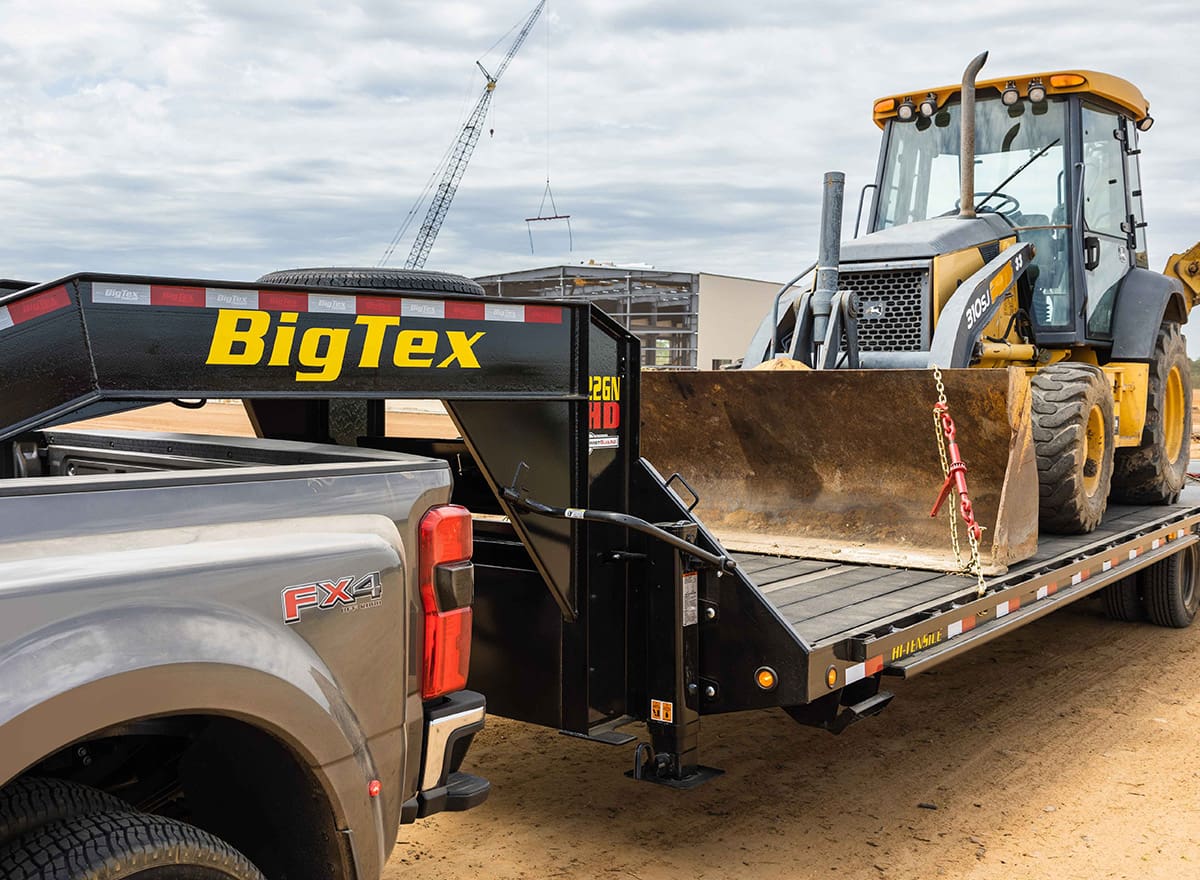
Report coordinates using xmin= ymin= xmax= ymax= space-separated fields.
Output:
xmin=1112 ymin=323 xmax=1191 ymax=504
xmin=0 ymin=811 xmax=264 ymax=880
xmin=256 ymin=267 xmax=485 ymax=297
xmin=1031 ymin=363 xmax=1115 ymax=534
xmin=1101 ymin=575 xmax=1143 ymax=622
xmin=1141 ymin=543 xmax=1200 ymax=628
xmin=0 ymin=778 xmax=128 ymax=847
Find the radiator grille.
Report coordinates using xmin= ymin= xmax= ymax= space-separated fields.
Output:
xmin=840 ymin=267 xmax=930 ymax=352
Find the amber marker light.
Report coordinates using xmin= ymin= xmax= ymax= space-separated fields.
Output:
xmin=874 ymin=98 xmax=896 ymax=114
xmin=1048 ymin=74 xmax=1086 ymax=89
xmin=825 ymin=666 xmax=838 ymax=689
xmin=755 ymin=666 xmax=778 ymax=691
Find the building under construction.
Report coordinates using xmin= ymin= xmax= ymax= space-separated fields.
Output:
xmin=474 ymin=264 xmax=780 ymax=370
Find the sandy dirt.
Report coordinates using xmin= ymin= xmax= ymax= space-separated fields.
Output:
xmin=69 ymin=399 xmax=1200 ymax=880
xmin=393 ymin=603 xmax=1200 ymax=880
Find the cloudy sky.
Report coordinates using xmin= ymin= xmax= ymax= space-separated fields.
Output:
xmin=2 ymin=1 xmax=1197 ymax=301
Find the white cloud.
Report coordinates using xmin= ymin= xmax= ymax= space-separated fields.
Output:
xmin=1 ymin=0 xmax=1197 ymax=344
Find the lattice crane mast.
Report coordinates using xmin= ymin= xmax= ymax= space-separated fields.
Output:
xmin=382 ymin=1 xmax=546 ymax=270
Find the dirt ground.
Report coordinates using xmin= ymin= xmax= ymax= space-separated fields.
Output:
xmin=72 ymin=401 xmax=1200 ymax=880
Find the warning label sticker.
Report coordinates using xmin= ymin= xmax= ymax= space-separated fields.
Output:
xmin=650 ymin=699 xmax=674 ymax=723
xmin=682 ymin=571 xmax=698 ymax=627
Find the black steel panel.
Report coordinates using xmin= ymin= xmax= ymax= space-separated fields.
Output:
xmin=1 ymin=272 xmax=590 ymax=441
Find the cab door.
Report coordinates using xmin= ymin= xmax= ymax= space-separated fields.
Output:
xmin=1079 ymin=105 xmax=1133 ymax=338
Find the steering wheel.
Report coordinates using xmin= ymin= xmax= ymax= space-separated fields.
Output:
xmin=970 ymin=191 xmax=1021 ymax=217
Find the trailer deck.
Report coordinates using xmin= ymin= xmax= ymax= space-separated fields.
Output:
xmin=739 ymin=489 xmax=1200 ymax=648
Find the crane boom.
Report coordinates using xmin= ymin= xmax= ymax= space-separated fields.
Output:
xmin=396 ymin=1 xmax=546 ymax=270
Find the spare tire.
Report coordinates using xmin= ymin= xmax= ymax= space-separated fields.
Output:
xmin=256 ymin=267 xmax=485 ymax=297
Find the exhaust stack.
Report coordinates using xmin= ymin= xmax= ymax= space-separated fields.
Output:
xmin=958 ymin=51 xmax=989 ymax=219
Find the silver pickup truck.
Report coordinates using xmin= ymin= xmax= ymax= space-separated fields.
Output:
xmin=0 ymin=428 xmax=488 ymax=880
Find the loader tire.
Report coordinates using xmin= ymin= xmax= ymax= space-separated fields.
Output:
xmin=1101 ymin=575 xmax=1143 ymax=622
xmin=256 ymin=267 xmax=485 ymax=296
xmin=1111 ymin=323 xmax=1190 ymax=504
xmin=1031 ymin=364 xmax=1114 ymax=534
xmin=0 ymin=778 xmax=128 ymax=847
xmin=1140 ymin=543 xmax=1200 ymax=628
xmin=0 ymin=811 xmax=265 ymax=880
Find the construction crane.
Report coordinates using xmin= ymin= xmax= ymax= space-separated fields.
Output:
xmin=381 ymin=1 xmax=546 ymax=270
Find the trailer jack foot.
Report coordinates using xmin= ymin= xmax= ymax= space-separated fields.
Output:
xmin=624 ymin=743 xmax=723 ymax=789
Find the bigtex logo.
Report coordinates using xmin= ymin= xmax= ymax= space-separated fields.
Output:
xmin=206 ymin=309 xmax=485 ymax=382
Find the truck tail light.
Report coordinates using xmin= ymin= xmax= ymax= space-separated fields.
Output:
xmin=419 ymin=504 xmax=474 ymax=699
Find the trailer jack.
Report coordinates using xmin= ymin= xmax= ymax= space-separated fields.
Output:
xmin=627 ymin=742 xmax=723 ymax=790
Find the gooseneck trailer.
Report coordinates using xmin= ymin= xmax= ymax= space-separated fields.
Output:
xmin=3 ymin=271 xmax=1198 ymax=789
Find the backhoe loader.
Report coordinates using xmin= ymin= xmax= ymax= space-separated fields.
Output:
xmin=642 ymin=53 xmax=1200 ymax=575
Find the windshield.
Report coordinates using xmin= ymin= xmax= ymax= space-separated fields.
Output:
xmin=875 ymin=96 xmax=1068 ymax=229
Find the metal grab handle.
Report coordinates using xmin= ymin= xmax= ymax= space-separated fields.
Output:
xmin=665 ymin=472 xmax=701 ymax=513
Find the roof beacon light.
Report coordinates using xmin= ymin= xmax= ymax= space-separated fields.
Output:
xmin=919 ymin=93 xmax=938 ymax=117
xmin=1001 ymin=81 xmax=1020 ymax=106
xmin=1028 ymin=79 xmax=1047 ymax=103
xmin=897 ymin=98 xmax=916 ymax=121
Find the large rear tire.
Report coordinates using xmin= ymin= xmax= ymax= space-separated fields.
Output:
xmin=1112 ymin=323 xmax=1191 ymax=504
xmin=1031 ymin=363 xmax=1115 ymax=534
xmin=0 ymin=811 xmax=265 ymax=880
xmin=1102 ymin=575 xmax=1143 ymax=622
xmin=1141 ymin=543 xmax=1200 ymax=628
xmin=256 ymin=266 xmax=485 ymax=297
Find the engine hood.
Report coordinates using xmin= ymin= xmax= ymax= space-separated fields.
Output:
xmin=840 ymin=213 xmax=1012 ymax=263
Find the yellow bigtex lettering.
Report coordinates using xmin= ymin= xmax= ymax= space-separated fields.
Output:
xmin=205 ymin=310 xmax=486 ymax=382
xmin=208 ymin=310 xmax=270 ymax=365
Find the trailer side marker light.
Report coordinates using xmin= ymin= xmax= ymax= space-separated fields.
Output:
xmin=368 ymin=779 xmax=382 ymax=798
xmin=756 ymin=667 xmax=778 ymax=691
xmin=825 ymin=666 xmax=837 ymax=689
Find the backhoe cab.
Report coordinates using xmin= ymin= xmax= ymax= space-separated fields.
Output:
xmin=641 ymin=54 xmax=1198 ymax=577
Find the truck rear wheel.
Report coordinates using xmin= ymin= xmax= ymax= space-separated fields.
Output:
xmin=0 ymin=778 xmax=128 ymax=847
xmin=0 ymin=811 xmax=265 ymax=880
xmin=1031 ymin=364 xmax=1115 ymax=534
xmin=1140 ymin=543 xmax=1200 ymax=628
xmin=257 ymin=266 xmax=485 ymax=297
xmin=1112 ymin=323 xmax=1191 ymax=504
xmin=1101 ymin=575 xmax=1143 ymax=622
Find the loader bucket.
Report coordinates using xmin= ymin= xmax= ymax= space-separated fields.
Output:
xmin=640 ymin=368 xmax=1039 ymax=575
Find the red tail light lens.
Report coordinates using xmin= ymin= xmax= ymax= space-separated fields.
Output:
xmin=419 ymin=505 xmax=473 ymax=699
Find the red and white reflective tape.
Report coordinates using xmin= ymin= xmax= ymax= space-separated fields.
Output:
xmin=946 ymin=614 xmax=977 ymax=638
xmin=845 ymin=655 xmax=883 ymax=685
xmin=0 ymin=286 xmax=72 ymax=333
xmin=890 ymin=526 xmax=1195 ymax=668
xmin=90 ymin=282 xmax=563 ymax=325
xmin=995 ymin=597 xmax=1020 ymax=618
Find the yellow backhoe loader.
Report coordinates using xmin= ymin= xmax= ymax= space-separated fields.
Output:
xmin=642 ymin=53 xmax=1200 ymax=575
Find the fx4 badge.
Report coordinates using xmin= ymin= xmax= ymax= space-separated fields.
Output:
xmin=282 ymin=571 xmax=382 ymax=624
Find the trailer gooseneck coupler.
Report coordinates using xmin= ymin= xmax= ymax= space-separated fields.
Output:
xmin=2 ymin=272 xmax=1198 ymax=788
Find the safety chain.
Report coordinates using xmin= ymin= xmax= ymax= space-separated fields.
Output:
xmin=930 ymin=367 xmax=987 ymax=596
